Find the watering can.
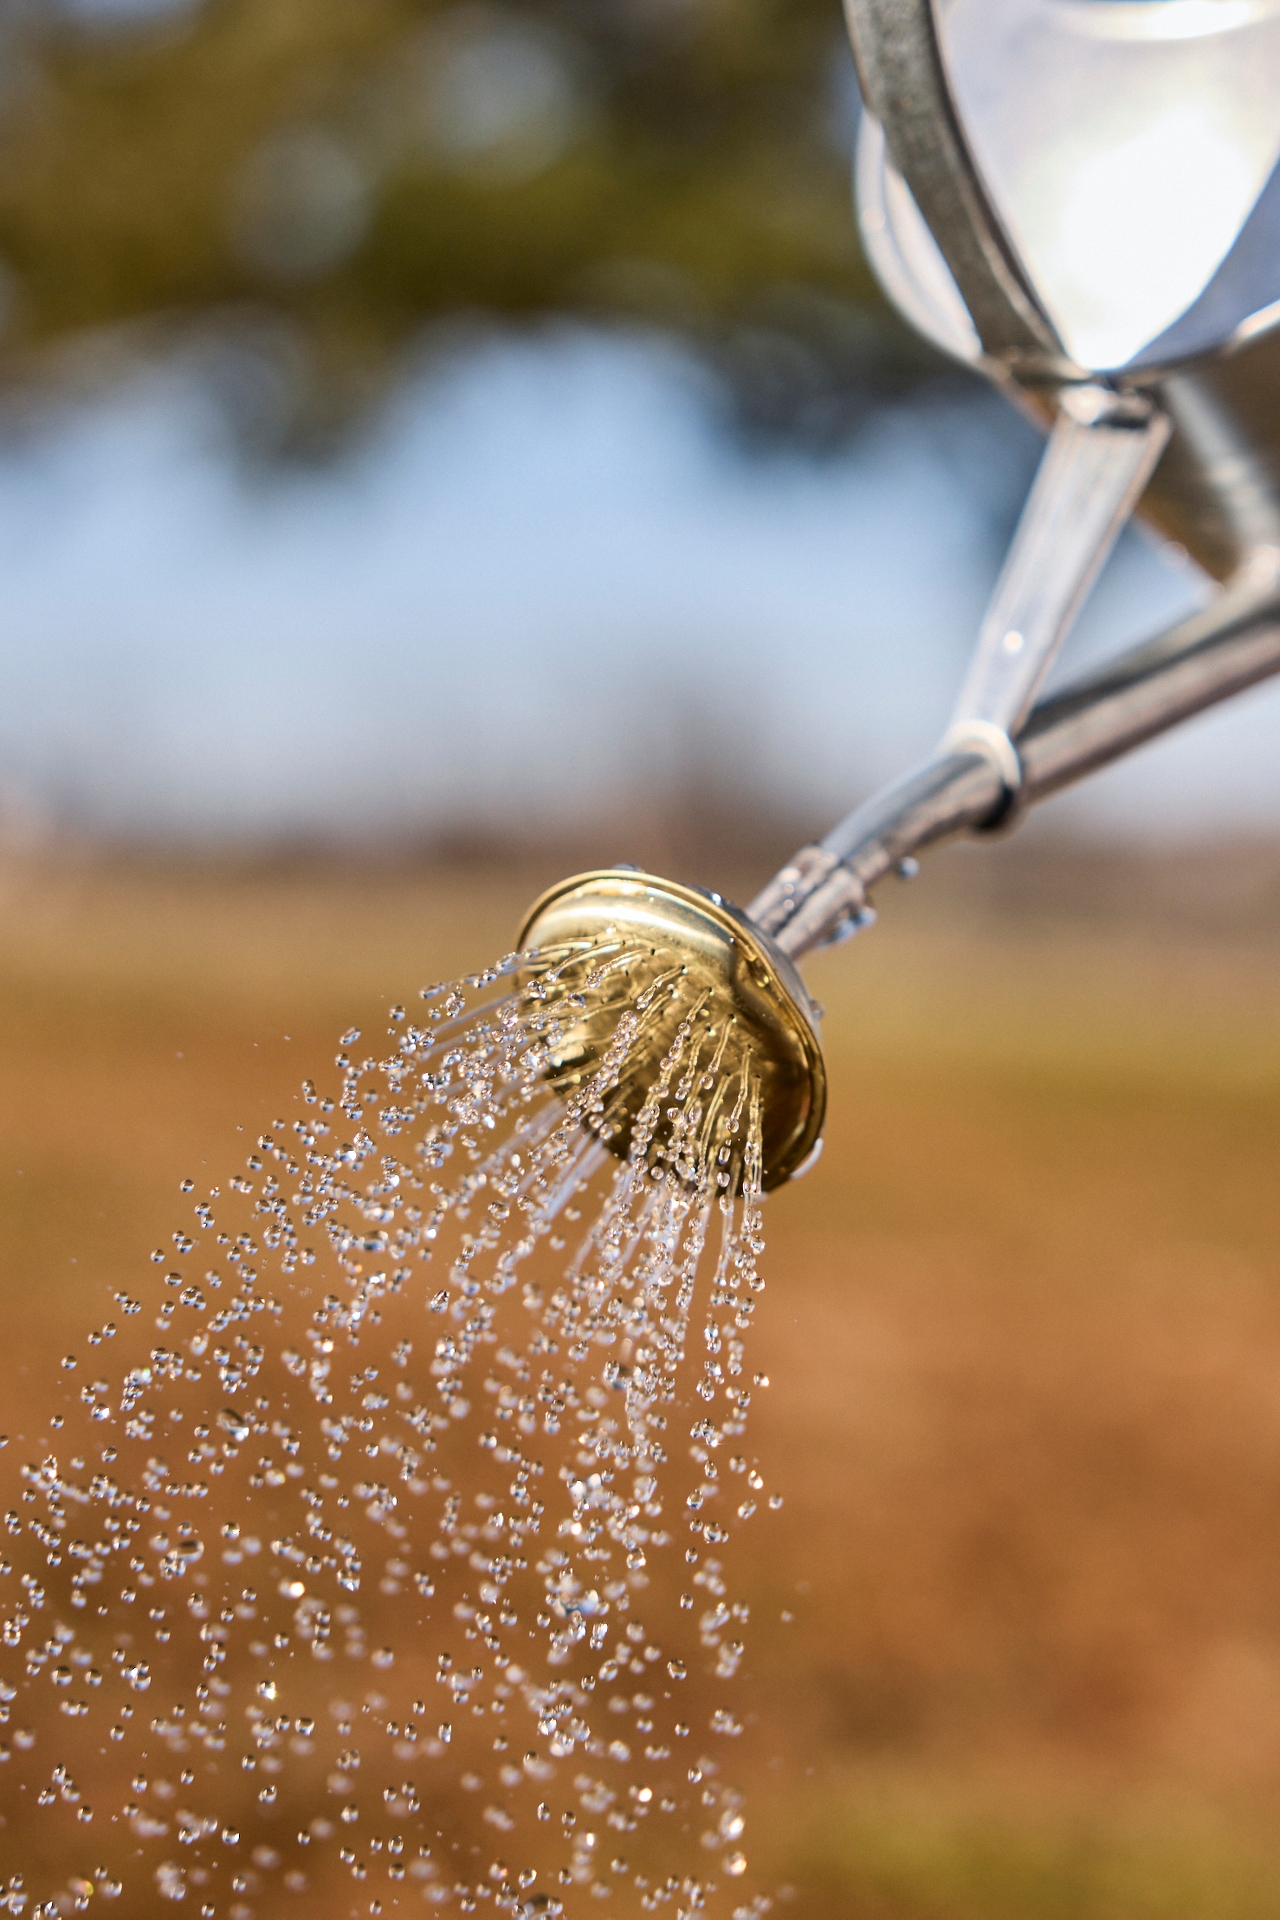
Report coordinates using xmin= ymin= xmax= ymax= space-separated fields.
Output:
xmin=522 ymin=0 xmax=1280 ymax=1187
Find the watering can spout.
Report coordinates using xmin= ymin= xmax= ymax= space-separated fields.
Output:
xmin=750 ymin=534 xmax=1280 ymax=961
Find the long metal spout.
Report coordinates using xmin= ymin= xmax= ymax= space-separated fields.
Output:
xmin=752 ymin=547 xmax=1280 ymax=961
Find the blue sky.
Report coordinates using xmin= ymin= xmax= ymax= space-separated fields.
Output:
xmin=0 ymin=325 xmax=1273 ymax=850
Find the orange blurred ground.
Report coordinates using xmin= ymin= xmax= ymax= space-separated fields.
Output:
xmin=4 ymin=842 xmax=1280 ymax=1917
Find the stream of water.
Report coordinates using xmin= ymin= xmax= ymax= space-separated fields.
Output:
xmin=1 ymin=938 xmax=781 ymax=1920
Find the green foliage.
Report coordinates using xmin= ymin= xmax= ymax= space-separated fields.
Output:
xmin=0 ymin=0 xmax=936 ymax=433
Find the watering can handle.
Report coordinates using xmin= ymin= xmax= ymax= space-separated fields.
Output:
xmin=942 ymin=386 xmax=1170 ymax=771
xmin=842 ymin=0 xmax=1066 ymax=374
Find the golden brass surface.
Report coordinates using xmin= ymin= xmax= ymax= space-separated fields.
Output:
xmin=516 ymin=868 xmax=826 ymax=1192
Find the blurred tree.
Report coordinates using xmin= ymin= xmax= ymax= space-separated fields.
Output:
xmin=0 ymin=0 xmax=939 ymax=444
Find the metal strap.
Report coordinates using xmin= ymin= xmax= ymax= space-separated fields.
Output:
xmin=844 ymin=0 xmax=1071 ymax=377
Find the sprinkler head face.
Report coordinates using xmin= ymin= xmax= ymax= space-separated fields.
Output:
xmin=517 ymin=869 xmax=826 ymax=1193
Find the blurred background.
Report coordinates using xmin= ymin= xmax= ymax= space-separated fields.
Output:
xmin=0 ymin=0 xmax=1264 ymax=850
xmin=4 ymin=0 xmax=1280 ymax=1914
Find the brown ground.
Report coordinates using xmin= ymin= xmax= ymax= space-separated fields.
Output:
xmin=4 ymin=838 xmax=1280 ymax=1916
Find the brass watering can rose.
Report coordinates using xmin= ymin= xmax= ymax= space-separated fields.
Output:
xmin=517 ymin=868 xmax=826 ymax=1192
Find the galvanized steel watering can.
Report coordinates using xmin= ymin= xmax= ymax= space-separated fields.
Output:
xmin=523 ymin=0 xmax=1280 ymax=1187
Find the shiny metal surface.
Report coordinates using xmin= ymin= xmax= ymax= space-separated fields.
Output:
xmin=517 ymin=869 xmax=826 ymax=1192
xmin=945 ymin=385 xmax=1169 ymax=744
xmin=750 ymin=547 xmax=1280 ymax=961
xmin=1019 ymin=547 xmax=1280 ymax=801
xmin=749 ymin=751 xmax=1004 ymax=957
xmin=937 ymin=0 xmax=1280 ymax=377
xmin=1142 ymin=329 xmax=1280 ymax=581
xmin=746 ymin=0 xmax=1280 ymax=960
xmin=849 ymin=0 xmax=1280 ymax=383
xmin=844 ymin=0 xmax=1068 ymax=378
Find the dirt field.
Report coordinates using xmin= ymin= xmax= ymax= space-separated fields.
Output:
xmin=4 ymin=841 xmax=1280 ymax=1916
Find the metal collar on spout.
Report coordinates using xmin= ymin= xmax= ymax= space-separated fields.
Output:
xmin=749 ymin=743 xmax=1007 ymax=960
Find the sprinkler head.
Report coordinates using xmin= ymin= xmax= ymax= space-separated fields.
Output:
xmin=517 ymin=868 xmax=826 ymax=1192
